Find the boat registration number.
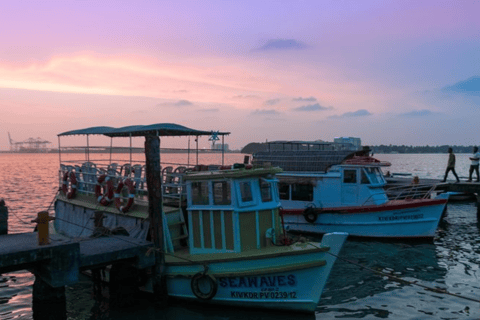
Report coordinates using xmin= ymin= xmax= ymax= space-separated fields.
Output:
xmin=230 ymin=291 xmax=297 ymax=299
xmin=378 ymin=213 xmax=424 ymax=221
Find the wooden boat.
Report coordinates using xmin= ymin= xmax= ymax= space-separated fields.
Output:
xmin=54 ymin=124 xmax=348 ymax=313
xmin=253 ymin=143 xmax=448 ymax=239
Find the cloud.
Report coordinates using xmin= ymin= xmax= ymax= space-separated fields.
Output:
xmin=293 ymin=103 xmax=332 ymax=112
xmin=398 ymin=109 xmax=437 ymax=117
xmin=233 ymin=94 xmax=260 ymax=99
xmin=442 ymin=76 xmax=480 ymax=96
xmin=264 ymin=98 xmax=280 ymax=106
xmin=293 ymin=97 xmax=317 ymax=102
xmin=328 ymin=109 xmax=372 ymax=119
xmin=156 ymin=99 xmax=193 ymax=107
xmin=255 ymin=39 xmax=308 ymax=51
xmin=250 ymin=109 xmax=280 ymax=116
xmin=198 ymin=108 xmax=219 ymax=112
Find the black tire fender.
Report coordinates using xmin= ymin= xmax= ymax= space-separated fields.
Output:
xmin=191 ymin=273 xmax=218 ymax=300
xmin=303 ymin=206 xmax=318 ymax=224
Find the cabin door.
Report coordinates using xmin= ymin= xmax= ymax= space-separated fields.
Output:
xmin=341 ymin=169 xmax=359 ymax=205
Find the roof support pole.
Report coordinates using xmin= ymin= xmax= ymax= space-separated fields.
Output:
xmin=144 ymin=134 xmax=168 ymax=306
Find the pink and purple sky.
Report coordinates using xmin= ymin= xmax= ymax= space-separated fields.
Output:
xmin=1 ymin=0 xmax=479 ymax=150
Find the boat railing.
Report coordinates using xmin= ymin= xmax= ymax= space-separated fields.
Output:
xmin=360 ymin=191 xmax=390 ymax=206
xmin=60 ymin=162 xmax=191 ymax=205
xmin=384 ymin=183 xmax=437 ymax=201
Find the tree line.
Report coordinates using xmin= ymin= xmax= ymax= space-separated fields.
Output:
xmin=371 ymin=145 xmax=477 ymax=154
xmin=240 ymin=142 xmax=478 ymax=154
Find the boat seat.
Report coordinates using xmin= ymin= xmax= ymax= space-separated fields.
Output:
xmin=81 ymin=162 xmax=97 ymax=193
xmin=121 ymin=163 xmax=132 ymax=177
xmin=132 ymin=164 xmax=144 ymax=191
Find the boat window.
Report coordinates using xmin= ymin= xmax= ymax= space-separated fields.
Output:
xmin=259 ymin=179 xmax=272 ymax=202
xmin=361 ymin=170 xmax=370 ymax=184
xmin=213 ymin=181 xmax=231 ymax=205
xmin=291 ymin=184 xmax=313 ymax=201
xmin=343 ymin=170 xmax=357 ymax=184
xmin=364 ymin=167 xmax=379 ymax=184
xmin=279 ymin=183 xmax=290 ymax=200
xmin=192 ymin=181 xmax=210 ymax=205
xmin=239 ymin=181 xmax=253 ymax=202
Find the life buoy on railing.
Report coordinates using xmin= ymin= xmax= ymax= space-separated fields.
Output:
xmin=62 ymin=171 xmax=77 ymax=199
xmin=114 ymin=178 xmax=135 ymax=213
xmin=95 ymin=174 xmax=114 ymax=206
xmin=191 ymin=273 xmax=218 ymax=300
xmin=303 ymin=206 xmax=318 ymax=224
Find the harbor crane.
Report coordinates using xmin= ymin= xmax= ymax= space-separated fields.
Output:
xmin=8 ymin=132 xmax=51 ymax=152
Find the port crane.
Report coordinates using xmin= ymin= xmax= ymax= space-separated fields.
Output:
xmin=8 ymin=132 xmax=51 ymax=152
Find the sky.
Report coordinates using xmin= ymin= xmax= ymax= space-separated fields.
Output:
xmin=0 ymin=0 xmax=479 ymax=150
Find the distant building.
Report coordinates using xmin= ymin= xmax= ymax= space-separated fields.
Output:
xmin=334 ymin=137 xmax=362 ymax=151
xmin=212 ymin=143 xmax=229 ymax=151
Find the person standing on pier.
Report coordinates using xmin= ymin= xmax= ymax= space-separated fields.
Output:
xmin=442 ymin=147 xmax=460 ymax=182
xmin=467 ymin=146 xmax=480 ymax=182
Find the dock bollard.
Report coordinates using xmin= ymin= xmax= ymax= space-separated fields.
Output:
xmin=0 ymin=199 xmax=7 ymax=235
xmin=31 ymin=211 xmax=55 ymax=245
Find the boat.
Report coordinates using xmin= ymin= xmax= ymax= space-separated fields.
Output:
xmin=54 ymin=124 xmax=348 ymax=313
xmin=252 ymin=142 xmax=448 ymax=240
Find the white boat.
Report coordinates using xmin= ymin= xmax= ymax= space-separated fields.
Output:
xmin=253 ymin=143 xmax=447 ymax=240
xmin=54 ymin=124 xmax=348 ymax=313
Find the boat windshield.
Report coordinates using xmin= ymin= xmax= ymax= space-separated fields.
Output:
xmin=363 ymin=167 xmax=384 ymax=185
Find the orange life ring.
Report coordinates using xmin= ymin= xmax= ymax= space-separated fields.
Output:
xmin=95 ymin=174 xmax=114 ymax=206
xmin=114 ymin=178 xmax=135 ymax=213
xmin=62 ymin=171 xmax=77 ymax=199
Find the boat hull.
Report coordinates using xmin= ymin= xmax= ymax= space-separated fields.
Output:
xmin=163 ymin=232 xmax=347 ymax=313
xmin=281 ymin=199 xmax=447 ymax=239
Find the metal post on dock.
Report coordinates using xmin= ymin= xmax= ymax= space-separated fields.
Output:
xmin=0 ymin=199 xmax=8 ymax=235
xmin=31 ymin=211 xmax=55 ymax=245
xmin=144 ymin=134 xmax=169 ymax=307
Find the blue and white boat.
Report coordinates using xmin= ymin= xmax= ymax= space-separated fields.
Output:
xmin=253 ymin=143 xmax=448 ymax=240
xmin=54 ymin=124 xmax=348 ymax=313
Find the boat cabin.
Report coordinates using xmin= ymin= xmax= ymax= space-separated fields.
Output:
xmin=277 ymin=162 xmax=389 ymax=210
xmin=183 ymin=167 xmax=283 ymax=255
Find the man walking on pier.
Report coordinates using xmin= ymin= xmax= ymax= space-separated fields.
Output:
xmin=442 ymin=147 xmax=460 ymax=182
xmin=467 ymin=146 xmax=480 ymax=182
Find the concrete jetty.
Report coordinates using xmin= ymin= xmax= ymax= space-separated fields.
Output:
xmin=0 ymin=232 xmax=155 ymax=287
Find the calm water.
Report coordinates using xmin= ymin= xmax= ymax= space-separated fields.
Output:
xmin=1 ymin=153 xmax=480 ymax=319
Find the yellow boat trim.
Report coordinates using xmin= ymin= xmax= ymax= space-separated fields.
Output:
xmin=166 ymin=260 xmax=326 ymax=278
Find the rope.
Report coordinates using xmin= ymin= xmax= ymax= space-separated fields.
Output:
xmin=307 ymin=241 xmax=480 ymax=304
xmin=7 ymin=187 xmax=59 ymax=225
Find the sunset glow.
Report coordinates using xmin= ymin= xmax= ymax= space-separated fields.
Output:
xmin=1 ymin=0 xmax=479 ymax=150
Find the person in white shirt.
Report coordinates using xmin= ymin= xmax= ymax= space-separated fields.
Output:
xmin=467 ymin=146 xmax=480 ymax=182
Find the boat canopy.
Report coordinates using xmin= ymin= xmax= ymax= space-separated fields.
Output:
xmin=58 ymin=123 xmax=230 ymax=138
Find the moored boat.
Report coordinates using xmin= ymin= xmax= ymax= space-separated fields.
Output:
xmin=54 ymin=124 xmax=348 ymax=313
xmin=253 ymin=142 xmax=447 ymax=240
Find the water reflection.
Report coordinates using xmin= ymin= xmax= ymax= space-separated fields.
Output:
xmin=318 ymin=240 xmax=444 ymax=309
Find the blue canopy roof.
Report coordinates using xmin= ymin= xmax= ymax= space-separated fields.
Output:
xmin=58 ymin=123 xmax=230 ymax=137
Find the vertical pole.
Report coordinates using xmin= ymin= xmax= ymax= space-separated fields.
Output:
xmin=144 ymin=134 xmax=168 ymax=306
xmin=0 ymin=199 xmax=7 ymax=235
xmin=188 ymin=136 xmax=190 ymax=167
xmin=86 ymin=135 xmax=90 ymax=162
xmin=129 ymin=134 xmax=133 ymax=165
xmin=222 ymin=135 xmax=225 ymax=166
xmin=57 ymin=136 xmax=62 ymax=166
xmin=109 ymin=137 xmax=113 ymax=164
xmin=196 ymin=136 xmax=199 ymax=166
